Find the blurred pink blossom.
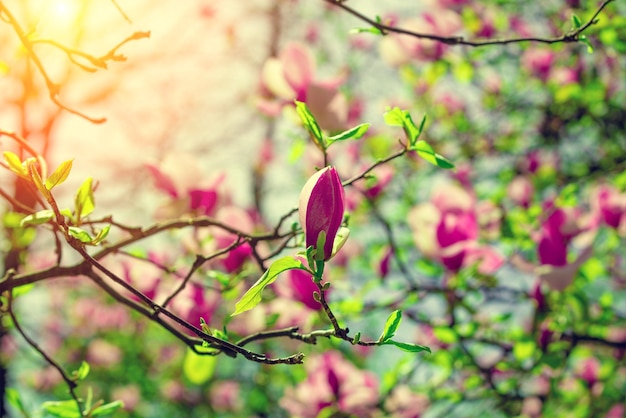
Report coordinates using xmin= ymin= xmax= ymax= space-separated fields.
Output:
xmin=408 ymin=182 xmax=504 ymax=274
xmin=211 ymin=206 xmax=256 ymax=272
xmin=258 ymin=42 xmax=348 ymax=131
xmin=280 ymin=351 xmax=379 ymax=417
xmin=384 ymin=385 xmax=430 ymax=418
xmin=111 ymin=385 xmax=141 ymax=411
xmin=86 ymin=339 xmax=122 ymax=367
xmin=575 ymin=357 xmax=600 ymax=387
xmin=592 ymin=184 xmax=626 ymax=230
xmin=209 ymin=380 xmax=242 ymax=413
xmin=378 ymin=246 xmax=393 ymax=279
xmin=521 ymin=48 xmax=555 ymax=82
xmin=534 ymin=203 xmax=595 ymax=290
xmin=169 ymin=283 xmax=218 ymax=335
xmin=606 ymin=404 xmax=625 ymax=418
xmin=507 ymin=175 xmax=534 ymax=208
xmin=379 ymin=9 xmax=462 ymax=65
xmin=436 ymin=0 xmax=471 ymax=9
xmin=145 ymin=153 xmax=226 ymax=218
xmin=362 ymin=164 xmax=395 ymax=200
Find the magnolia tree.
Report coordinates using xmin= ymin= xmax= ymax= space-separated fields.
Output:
xmin=1 ymin=0 xmax=625 ymax=417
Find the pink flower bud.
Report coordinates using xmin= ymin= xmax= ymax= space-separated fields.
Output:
xmin=299 ymin=166 xmax=346 ymax=261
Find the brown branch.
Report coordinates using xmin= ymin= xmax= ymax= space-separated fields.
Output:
xmin=325 ymin=0 xmax=615 ymax=47
xmin=7 ymin=293 xmax=84 ymax=414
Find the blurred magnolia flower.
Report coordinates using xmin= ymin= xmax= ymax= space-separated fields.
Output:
xmin=361 ymin=164 xmax=395 ymax=201
xmin=299 ymin=166 xmax=348 ymax=261
xmin=384 ymin=385 xmax=430 ymax=418
xmin=436 ymin=0 xmax=471 ymax=9
xmin=592 ymin=184 xmax=626 ymax=230
xmin=513 ymin=202 xmax=596 ymax=291
xmin=575 ymin=356 xmax=600 ymax=387
xmin=170 ymin=283 xmax=218 ymax=335
xmin=521 ymin=47 xmax=555 ymax=82
xmin=535 ymin=204 xmax=595 ymax=291
xmin=507 ymin=175 xmax=534 ymax=208
xmin=145 ymin=153 xmax=226 ymax=219
xmin=111 ymin=385 xmax=141 ymax=411
xmin=280 ymin=351 xmax=379 ymax=417
xmin=257 ymin=42 xmax=348 ymax=131
xmin=86 ymin=339 xmax=122 ymax=368
xmin=408 ymin=182 xmax=504 ymax=274
xmin=378 ymin=246 xmax=393 ymax=279
xmin=211 ymin=206 xmax=255 ymax=273
xmin=209 ymin=380 xmax=242 ymax=413
xmin=379 ymin=8 xmax=462 ymax=65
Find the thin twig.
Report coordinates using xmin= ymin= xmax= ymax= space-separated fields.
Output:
xmin=7 ymin=293 xmax=84 ymax=415
xmin=325 ymin=0 xmax=615 ymax=47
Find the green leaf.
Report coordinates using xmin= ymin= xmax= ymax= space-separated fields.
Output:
xmin=20 ymin=209 xmax=54 ymax=226
xmin=410 ymin=140 xmax=455 ymax=169
xmin=6 ymin=388 xmax=28 ymax=416
xmin=183 ymin=348 xmax=217 ymax=385
xmin=91 ymin=225 xmax=111 ymax=245
xmin=579 ymin=35 xmax=594 ymax=53
xmin=572 ymin=14 xmax=582 ymax=29
xmin=295 ymin=101 xmax=325 ymax=150
xmin=232 ymin=256 xmax=306 ymax=316
xmin=41 ymin=400 xmax=81 ymax=418
xmin=513 ymin=338 xmax=536 ymax=361
xmin=433 ymin=327 xmax=458 ymax=344
xmin=379 ymin=309 xmax=403 ymax=343
xmin=68 ymin=226 xmax=93 ymax=243
xmin=349 ymin=27 xmax=384 ymax=35
xmin=383 ymin=339 xmax=431 ymax=353
xmin=3 ymin=151 xmax=27 ymax=177
xmin=45 ymin=159 xmax=73 ymax=190
xmin=90 ymin=401 xmax=124 ymax=417
xmin=327 ymin=123 xmax=370 ymax=143
xmin=74 ymin=361 xmax=90 ymax=380
xmin=75 ymin=177 xmax=95 ymax=220
xmin=384 ymin=107 xmax=420 ymax=144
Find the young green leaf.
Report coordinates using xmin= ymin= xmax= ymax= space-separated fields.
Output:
xmin=45 ymin=159 xmax=73 ymax=190
xmin=327 ymin=123 xmax=371 ymax=143
xmin=410 ymin=140 xmax=455 ymax=169
xmin=41 ymin=400 xmax=81 ymax=418
xmin=6 ymin=388 xmax=28 ymax=416
xmin=383 ymin=339 xmax=431 ymax=353
xmin=3 ymin=151 xmax=28 ymax=178
xmin=75 ymin=177 xmax=95 ymax=220
xmin=383 ymin=107 xmax=420 ymax=144
xmin=91 ymin=225 xmax=111 ymax=245
xmin=232 ymin=256 xmax=306 ymax=316
xmin=572 ymin=14 xmax=582 ymax=29
xmin=20 ymin=209 xmax=54 ymax=226
xmin=74 ymin=361 xmax=90 ymax=381
xmin=349 ymin=27 xmax=384 ymax=35
xmin=68 ymin=226 xmax=93 ymax=243
xmin=183 ymin=348 xmax=217 ymax=385
xmin=379 ymin=309 xmax=403 ymax=343
xmin=295 ymin=101 xmax=325 ymax=150
xmin=579 ymin=35 xmax=594 ymax=53
xmin=27 ymin=159 xmax=50 ymax=200
xmin=89 ymin=401 xmax=125 ymax=417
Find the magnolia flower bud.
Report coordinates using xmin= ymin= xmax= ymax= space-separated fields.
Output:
xmin=299 ymin=166 xmax=347 ymax=261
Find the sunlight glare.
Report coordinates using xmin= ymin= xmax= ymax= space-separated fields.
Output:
xmin=48 ymin=0 xmax=81 ymax=23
